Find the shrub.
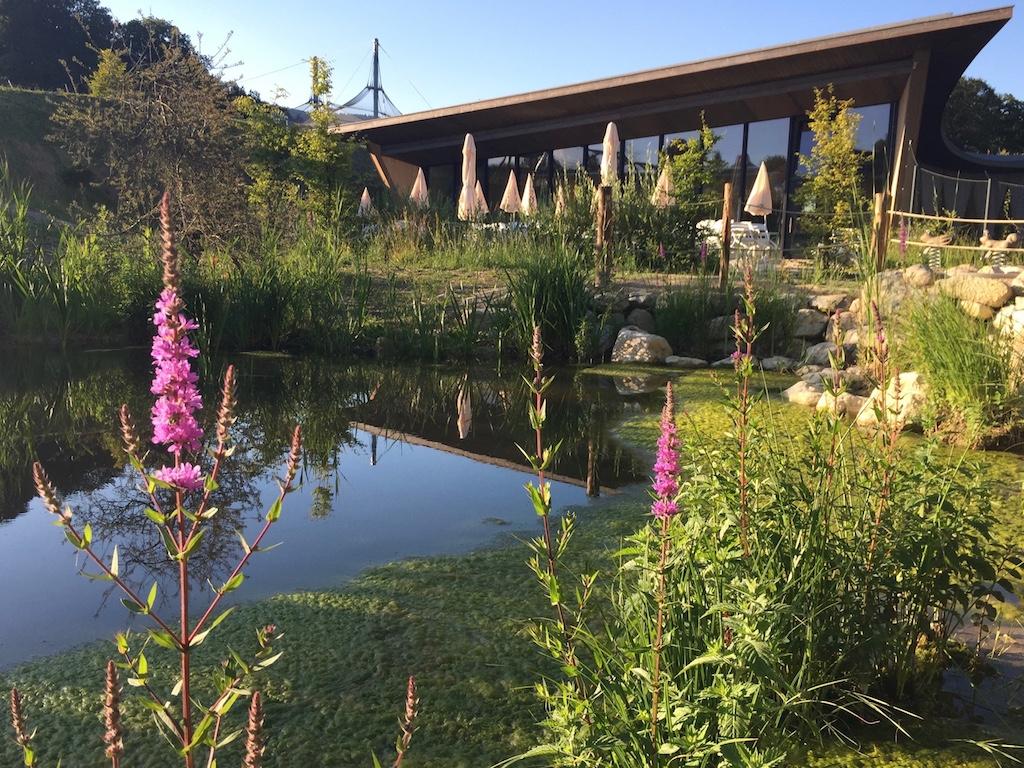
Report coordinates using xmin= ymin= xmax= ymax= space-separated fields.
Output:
xmin=895 ymin=293 xmax=1021 ymax=447
xmin=522 ymin=289 xmax=1015 ymax=767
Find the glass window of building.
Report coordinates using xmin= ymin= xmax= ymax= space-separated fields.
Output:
xmin=552 ymin=147 xmax=584 ymax=180
xmin=852 ymin=103 xmax=892 ymax=194
xmin=625 ymin=136 xmax=660 ymax=176
xmin=487 ymin=156 xmax=515 ymax=208
xmin=663 ymin=129 xmax=699 ymax=155
xmin=707 ymin=123 xmax=745 ymax=210
xmin=743 ymin=118 xmax=790 ymax=224
xmin=584 ymin=144 xmax=603 ymax=184
xmin=427 ymin=164 xmax=455 ymax=205
xmin=518 ymin=152 xmax=551 ymax=198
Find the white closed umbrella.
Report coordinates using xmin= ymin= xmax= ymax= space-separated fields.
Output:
xmin=357 ymin=187 xmax=373 ymax=217
xmin=409 ymin=168 xmax=429 ymax=208
xmin=744 ymin=161 xmax=773 ymax=220
xmin=554 ymin=186 xmax=566 ymax=219
xmin=499 ymin=170 xmax=521 ymax=214
xmin=600 ymin=122 xmax=620 ymax=186
xmin=457 ymin=133 xmax=478 ymax=220
xmin=474 ymin=180 xmax=489 ymax=215
xmin=521 ymin=173 xmax=538 ymax=217
xmin=651 ymin=166 xmax=674 ymax=208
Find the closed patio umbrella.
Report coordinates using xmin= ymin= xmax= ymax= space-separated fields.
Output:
xmin=651 ymin=166 xmax=674 ymax=208
xmin=409 ymin=168 xmax=429 ymax=208
xmin=458 ymin=133 xmax=479 ymax=220
xmin=521 ymin=173 xmax=538 ymax=216
xmin=554 ymin=186 xmax=566 ymax=218
xmin=744 ymin=161 xmax=773 ymax=220
xmin=457 ymin=383 xmax=472 ymax=440
xmin=600 ymin=122 xmax=620 ymax=186
xmin=499 ymin=170 xmax=521 ymax=214
xmin=358 ymin=187 xmax=373 ymax=217
xmin=474 ymin=180 xmax=489 ymax=215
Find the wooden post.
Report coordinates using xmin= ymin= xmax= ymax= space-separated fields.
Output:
xmin=718 ymin=182 xmax=732 ymax=290
xmin=595 ymin=185 xmax=614 ymax=288
xmin=870 ymin=190 xmax=890 ymax=271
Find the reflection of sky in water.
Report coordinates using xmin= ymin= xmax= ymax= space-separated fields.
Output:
xmin=0 ymin=357 xmax=661 ymax=667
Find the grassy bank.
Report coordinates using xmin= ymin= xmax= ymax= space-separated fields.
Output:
xmin=1 ymin=369 xmax=1018 ymax=767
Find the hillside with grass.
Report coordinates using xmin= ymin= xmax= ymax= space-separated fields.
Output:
xmin=0 ymin=87 xmax=105 ymax=218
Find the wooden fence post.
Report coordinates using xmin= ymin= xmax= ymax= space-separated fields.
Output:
xmin=718 ymin=182 xmax=733 ymax=290
xmin=595 ymin=185 xmax=614 ymax=289
xmin=870 ymin=190 xmax=890 ymax=272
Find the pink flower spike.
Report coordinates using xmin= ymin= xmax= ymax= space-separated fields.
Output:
xmin=154 ymin=463 xmax=203 ymax=492
xmin=650 ymin=383 xmax=680 ymax=520
xmin=150 ymin=287 xmax=203 ymax=456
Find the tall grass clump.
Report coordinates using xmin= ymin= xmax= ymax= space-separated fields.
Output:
xmin=521 ymin=283 xmax=1016 ymax=767
xmin=896 ymin=293 xmax=1021 ymax=446
xmin=505 ymin=244 xmax=592 ymax=360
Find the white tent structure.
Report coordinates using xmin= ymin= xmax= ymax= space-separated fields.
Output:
xmin=409 ymin=168 xmax=429 ymax=208
xmin=499 ymin=170 xmax=522 ymax=214
xmin=474 ymin=180 xmax=489 ymax=215
xmin=521 ymin=173 xmax=538 ymax=216
xmin=358 ymin=187 xmax=373 ymax=217
xmin=600 ymin=122 xmax=620 ymax=186
xmin=457 ymin=133 xmax=479 ymax=220
xmin=651 ymin=167 xmax=674 ymax=208
xmin=744 ymin=161 xmax=773 ymax=220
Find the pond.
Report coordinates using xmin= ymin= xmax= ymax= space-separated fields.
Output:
xmin=0 ymin=352 xmax=667 ymax=667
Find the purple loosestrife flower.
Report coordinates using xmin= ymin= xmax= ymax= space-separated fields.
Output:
xmin=651 ymin=383 xmax=679 ymax=520
xmin=151 ymin=287 xmax=203 ymax=456
xmin=154 ymin=463 xmax=203 ymax=492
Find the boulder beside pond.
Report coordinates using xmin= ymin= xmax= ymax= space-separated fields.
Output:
xmin=610 ymin=326 xmax=673 ymax=364
xmin=781 ymin=380 xmax=824 ymax=407
xmin=856 ymin=372 xmax=928 ymax=428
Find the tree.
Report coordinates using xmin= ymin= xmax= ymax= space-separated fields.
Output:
xmin=115 ymin=16 xmax=197 ymax=69
xmin=0 ymin=0 xmax=115 ymax=90
xmin=51 ymin=42 xmax=250 ymax=248
xmin=944 ymin=77 xmax=1024 ymax=155
xmin=796 ymin=85 xmax=863 ymax=243
xmin=87 ymin=47 xmax=128 ymax=97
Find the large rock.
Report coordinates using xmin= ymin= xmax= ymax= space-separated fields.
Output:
xmin=782 ymin=380 xmax=824 ymax=407
xmin=593 ymin=291 xmax=630 ymax=314
xmin=610 ymin=327 xmax=673 ymax=364
xmin=939 ymin=274 xmax=1013 ymax=309
xmin=904 ymin=263 xmax=935 ymax=288
xmin=948 ymin=263 xmax=978 ymax=275
xmin=816 ymin=391 xmax=869 ymax=418
xmin=708 ymin=315 xmax=734 ymax=340
xmin=825 ymin=311 xmax=860 ymax=344
xmin=626 ymin=292 xmax=657 ymax=311
xmin=794 ymin=308 xmax=829 ymax=339
xmin=809 ymin=294 xmax=848 ymax=314
xmin=856 ymin=372 xmax=929 ymax=428
xmin=665 ymin=355 xmax=708 ymax=369
xmin=760 ymin=355 xmax=796 ymax=372
xmin=625 ymin=307 xmax=655 ymax=333
xmin=614 ymin=375 xmax=663 ymax=395
xmin=865 ymin=269 xmax=914 ymax=319
xmin=959 ymin=300 xmax=996 ymax=321
xmin=711 ymin=355 xmax=739 ymax=369
xmin=804 ymin=341 xmax=838 ymax=367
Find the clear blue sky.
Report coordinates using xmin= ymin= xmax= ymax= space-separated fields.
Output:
xmin=104 ymin=1 xmax=1021 ymax=111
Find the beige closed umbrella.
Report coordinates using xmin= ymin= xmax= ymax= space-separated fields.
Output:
xmin=357 ymin=187 xmax=373 ymax=217
xmin=554 ymin=186 xmax=566 ymax=219
xmin=456 ymin=383 xmax=472 ymax=440
xmin=651 ymin=166 xmax=674 ymax=208
xmin=409 ymin=168 xmax=429 ymax=208
xmin=744 ymin=161 xmax=773 ymax=221
xmin=458 ymin=133 xmax=478 ymax=220
xmin=499 ymin=170 xmax=521 ymax=214
xmin=474 ymin=180 xmax=489 ymax=215
xmin=521 ymin=173 xmax=538 ymax=217
xmin=600 ymin=122 xmax=620 ymax=186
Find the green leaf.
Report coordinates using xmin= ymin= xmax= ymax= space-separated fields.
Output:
xmin=179 ymin=529 xmax=205 ymax=561
xmin=253 ymin=650 xmax=283 ymax=670
xmin=147 ymin=582 xmax=158 ymax=610
xmin=110 ymin=545 xmax=119 ymax=577
xmin=220 ymin=573 xmax=244 ymax=594
xmin=136 ymin=652 xmax=148 ymax=676
xmin=235 ymin=530 xmax=251 ymax=555
xmin=204 ymin=475 xmax=220 ymax=493
xmin=147 ymin=628 xmax=178 ymax=651
xmin=266 ymin=498 xmax=283 ymax=522
xmin=83 ymin=523 xmax=92 ymax=546
xmin=121 ymin=598 xmax=149 ymax=615
xmin=144 ymin=507 xmax=166 ymax=525
xmin=64 ymin=528 xmax=83 ymax=549
xmin=159 ymin=527 xmax=179 ymax=560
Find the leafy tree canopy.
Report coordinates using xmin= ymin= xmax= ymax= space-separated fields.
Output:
xmin=944 ymin=76 xmax=1024 ymax=155
xmin=0 ymin=0 xmax=115 ymax=90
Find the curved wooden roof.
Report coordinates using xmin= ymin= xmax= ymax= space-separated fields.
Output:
xmin=332 ymin=7 xmax=1011 ymax=168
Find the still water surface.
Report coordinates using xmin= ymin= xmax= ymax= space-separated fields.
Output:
xmin=0 ymin=352 xmax=664 ymax=666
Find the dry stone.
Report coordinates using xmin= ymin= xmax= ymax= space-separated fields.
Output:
xmin=939 ymin=274 xmax=1013 ymax=309
xmin=782 ymin=380 xmax=824 ymax=407
xmin=816 ymin=391 xmax=869 ymax=418
xmin=959 ymin=300 xmax=996 ymax=320
xmin=804 ymin=341 xmax=838 ymax=367
xmin=856 ymin=372 xmax=928 ymax=428
xmin=625 ymin=307 xmax=655 ymax=332
xmin=809 ymin=294 xmax=849 ymax=313
xmin=665 ymin=355 xmax=707 ymax=368
xmin=794 ymin=308 xmax=829 ymax=339
xmin=904 ymin=263 xmax=935 ymax=288
xmin=760 ymin=355 xmax=796 ymax=372
xmin=610 ymin=327 xmax=673 ymax=364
